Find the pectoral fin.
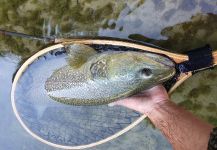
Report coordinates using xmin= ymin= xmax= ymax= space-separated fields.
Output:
xmin=65 ymin=44 xmax=97 ymax=68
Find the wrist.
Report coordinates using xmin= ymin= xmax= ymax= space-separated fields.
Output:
xmin=144 ymin=99 xmax=171 ymax=116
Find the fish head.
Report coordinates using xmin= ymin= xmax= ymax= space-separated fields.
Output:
xmin=105 ymin=51 xmax=176 ymax=87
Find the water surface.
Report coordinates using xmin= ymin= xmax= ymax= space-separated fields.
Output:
xmin=0 ymin=0 xmax=217 ymax=149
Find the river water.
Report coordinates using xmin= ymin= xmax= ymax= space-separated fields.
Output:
xmin=0 ymin=0 xmax=217 ymax=149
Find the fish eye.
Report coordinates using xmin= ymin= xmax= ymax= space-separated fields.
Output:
xmin=140 ymin=68 xmax=152 ymax=77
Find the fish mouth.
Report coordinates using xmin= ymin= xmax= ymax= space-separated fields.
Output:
xmin=158 ymin=67 xmax=176 ymax=82
xmin=149 ymin=54 xmax=175 ymax=68
xmin=161 ymin=59 xmax=175 ymax=68
xmin=159 ymin=71 xmax=175 ymax=82
xmin=159 ymin=58 xmax=175 ymax=68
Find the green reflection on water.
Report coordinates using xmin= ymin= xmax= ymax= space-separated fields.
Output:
xmin=129 ymin=13 xmax=217 ymax=53
xmin=171 ymin=67 xmax=217 ymax=126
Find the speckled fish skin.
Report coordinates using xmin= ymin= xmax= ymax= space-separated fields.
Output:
xmin=45 ymin=44 xmax=176 ymax=105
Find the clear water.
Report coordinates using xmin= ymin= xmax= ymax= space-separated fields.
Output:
xmin=0 ymin=0 xmax=217 ymax=149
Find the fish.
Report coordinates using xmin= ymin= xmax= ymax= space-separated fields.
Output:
xmin=45 ymin=44 xmax=176 ymax=105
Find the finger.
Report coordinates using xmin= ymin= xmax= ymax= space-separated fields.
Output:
xmin=109 ymin=97 xmax=143 ymax=109
xmin=108 ymin=98 xmax=134 ymax=107
xmin=108 ymin=91 xmax=151 ymax=107
xmin=108 ymin=85 xmax=166 ymax=107
xmin=145 ymin=85 xmax=165 ymax=93
xmin=108 ymin=99 xmax=129 ymax=107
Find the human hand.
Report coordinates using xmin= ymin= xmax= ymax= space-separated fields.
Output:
xmin=109 ymin=85 xmax=169 ymax=115
xmin=110 ymin=85 xmax=214 ymax=150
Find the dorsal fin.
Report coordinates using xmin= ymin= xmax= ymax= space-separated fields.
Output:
xmin=65 ymin=44 xmax=97 ymax=68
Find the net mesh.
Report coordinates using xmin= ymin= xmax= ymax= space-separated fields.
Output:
xmin=14 ymin=48 xmax=141 ymax=146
